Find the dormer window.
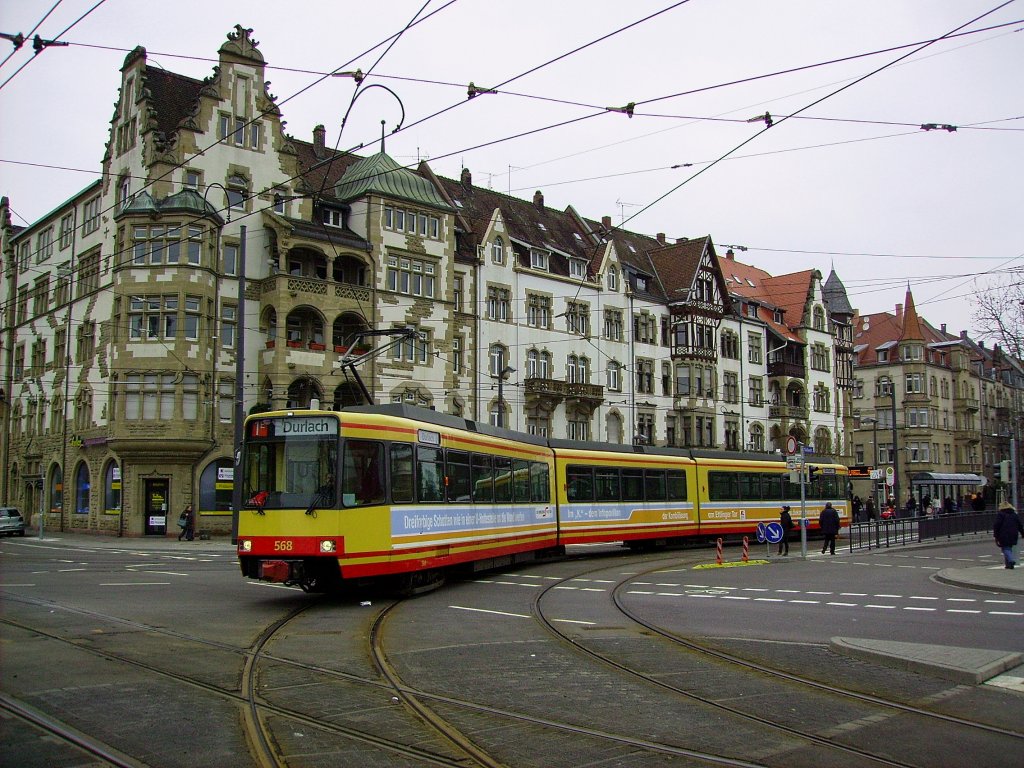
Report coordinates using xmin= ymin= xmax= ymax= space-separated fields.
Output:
xmin=773 ymin=309 xmax=783 ymax=324
xmin=569 ymin=259 xmax=586 ymax=279
xmin=322 ymin=208 xmax=344 ymax=228
xmin=530 ymin=249 xmax=549 ymax=271
xmin=746 ymin=303 xmax=758 ymax=318
xmin=635 ymin=275 xmax=647 ymax=292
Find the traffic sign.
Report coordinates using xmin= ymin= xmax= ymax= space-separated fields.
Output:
xmin=785 ymin=436 xmax=798 ymax=455
xmin=885 ymin=466 xmax=895 ymax=487
xmin=764 ymin=522 xmax=784 ymax=543
xmin=756 ymin=522 xmax=767 ymax=543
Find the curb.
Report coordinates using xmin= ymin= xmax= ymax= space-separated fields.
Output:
xmin=830 ymin=637 xmax=1023 ymax=685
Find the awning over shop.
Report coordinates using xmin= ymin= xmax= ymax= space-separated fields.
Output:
xmin=910 ymin=472 xmax=986 ymax=486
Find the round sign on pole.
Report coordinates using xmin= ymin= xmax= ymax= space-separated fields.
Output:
xmin=785 ymin=436 xmax=798 ymax=456
xmin=885 ymin=466 xmax=895 ymax=487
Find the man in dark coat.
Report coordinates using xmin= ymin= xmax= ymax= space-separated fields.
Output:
xmin=778 ymin=505 xmax=794 ymax=556
xmin=993 ymin=502 xmax=1024 ymax=569
xmin=819 ymin=501 xmax=841 ymax=555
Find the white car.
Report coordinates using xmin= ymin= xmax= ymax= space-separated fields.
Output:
xmin=0 ymin=507 xmax=26 ymax=536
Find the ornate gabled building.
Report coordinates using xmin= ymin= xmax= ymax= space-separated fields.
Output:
xmin=2 ymin=25 xmax=953 ymax=537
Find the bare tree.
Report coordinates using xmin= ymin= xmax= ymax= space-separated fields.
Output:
xmin=972 ymin=276 xmax=1024 ymax=359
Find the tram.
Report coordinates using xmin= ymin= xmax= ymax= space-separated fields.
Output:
xmin=237 ymin=405 xmax=848 ymax=592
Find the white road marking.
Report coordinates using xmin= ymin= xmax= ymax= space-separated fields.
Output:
xmin=99 ymin=582 xmax=171 ymax=586
xmin=904 ymin=607 xmax=935 ymax=612
xmin=754 ymin=598 xmax=784 ymax=602
xmin=449 ymin=605 xmax=530 ymax=619
xmin=827 ymin=602 xmax=858 ymax=607
xmin=947 ymin=609 xmax=981 ymax=614
xmin=552 ymin=618 xmax=597 ymax=625
xmin=989 ymin=611 xmax=1024 ymax=617
xmin=866 ymin=604 xmax=896 ymax=609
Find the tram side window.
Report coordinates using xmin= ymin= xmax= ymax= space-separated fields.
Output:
xmin=531 ymin=462 xmax=551 ymax=503
xmin=494 ymin=457 xmax=513 ymax=502
xmin=596 ymin=468 xmax=621 ymax=501
xmin=622 ymin=468 xmax=644 ymax=502
xmin=667 ymin=470 xmax=687 ymax=501
xmin=783 ymin=474 xmax=802 ymax=500
xmin=341 ymin=440 xmax=385 ymax=507
xmin=566 ymin=466 xmax=594 ymax=502
xmin=513 ymin=459 xmax=530 ymax=501
xmin=809 ymin=473 xmax=839 ymax=500
xmin=417 ymin=446 xmax=444 ymax=502
xmin=738 ymin=473 xmax=760 ymax=501
xmin=390 ymin=444 xmax=413 ymax=503
xmin=645 ymin=470 xmax=667 ymax=501
xmin=761 ymin=473 xmax=784 ymax=501
xmin=472 ymin=454 xmax=494 ymax=502
xmin=446 ymin=450 xmax=472 ymax=502
xmin=709 ymin=471 xmax=738 ymax=501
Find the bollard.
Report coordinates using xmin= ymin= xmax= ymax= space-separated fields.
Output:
xmin=716 ymin=537 xmax=723 ymax=565
xmin=742 ymin=535 xmax=749 ymax=562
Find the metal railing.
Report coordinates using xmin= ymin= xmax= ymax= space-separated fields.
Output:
xmin=847 ymin=511 xmax=992 ymax=551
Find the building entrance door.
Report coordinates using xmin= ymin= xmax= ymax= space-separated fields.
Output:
xmin=144 ymin=479 xmax=169 ymax=535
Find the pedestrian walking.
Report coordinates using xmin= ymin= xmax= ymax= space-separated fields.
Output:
xmin=993 ymin=502 xmax=1024 ymax=569
xmin=177 ymin=504 xmax=195 ymax=542
xmin=819 ymin=501 xmax=841 ymax=555
xmin=852 ymin=496 xmax=863 ymax=523
xmin=778 ymin=505 xmax=794 ymax=556
xmin=866 ymin=497 xmax=877 ymax=522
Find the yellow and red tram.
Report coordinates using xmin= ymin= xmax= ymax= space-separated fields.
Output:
xmin=237 ymin=405 xmax=848 ymax=591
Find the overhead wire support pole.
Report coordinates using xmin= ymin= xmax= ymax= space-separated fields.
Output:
xmin=231 ymin=225 xmax=246 ymax=544
xmin=334 ymin=328 xmax=421 ymax=406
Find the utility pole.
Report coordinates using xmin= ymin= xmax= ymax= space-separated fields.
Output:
xmin=230 ymin=225 xmax=246 ymax=543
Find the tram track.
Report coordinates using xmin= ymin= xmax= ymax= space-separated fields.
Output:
xmin=0 ymin=595 xmax=510 ymax=767
xmin=529 ymin=557 xmax=1023 ymax=768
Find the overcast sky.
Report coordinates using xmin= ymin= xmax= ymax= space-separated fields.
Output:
xmin=1 ymin=1 xmax=1021 ymax=339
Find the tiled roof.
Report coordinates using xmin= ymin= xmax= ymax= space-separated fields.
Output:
xmin=436 ymin=176 xmax=597 ymax=278
xmin=898 ymin=286 xmax=925 ymax=342
xmin=291 ymin=139 xmax=362 ymax=198
xmin=142 ymin=68 xmax=204 ymax=142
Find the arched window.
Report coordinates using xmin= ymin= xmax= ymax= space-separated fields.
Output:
xmin=489 ymin=344 xmax=508 ymax=376
xmin=606 ymin=412 xmax=623 ymax=444
xmin=49 ymin=464 xmax=63 ymax=514
xmin=104 ymin=460 xmax=121 ymax=513
xmin=199 ymin=458 xmax=234 ymax=516
xmin=606 ymin=361 xmax=621 ymax=391
xmin=567 ymin=354 xmax=579 ymax=383
xmin=74 ymin=461 xmax=90 ymax=515
xmin=526 ymin=349 xmax=539 ymax=378
xmin=813 ymin=306 xmax=826 ymax=331
xmin=814 ymin=428 xmax=832 ymax=456
xmin=748 ymin=423 xmax=765 ymax=452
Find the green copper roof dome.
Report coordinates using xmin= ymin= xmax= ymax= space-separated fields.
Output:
xmin=334 ymin=152 xmax=452 ymax=211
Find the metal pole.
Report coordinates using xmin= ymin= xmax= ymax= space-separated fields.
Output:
xmin=1012 ymin=434 xmax=1019 ymax=512
xmin=37 ymin=480 xmax=43 ymax=540
xmin=497 ymin=375 xmax=504 ymax=428
xmin=799 ymin=454 xmax=807 ymax=559
xmin=890 ymin=384 xmax=900 ymax=514
xmin=230 ymin=225 xmax=246 ymax=544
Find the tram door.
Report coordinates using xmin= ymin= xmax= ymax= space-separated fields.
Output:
xmin=144 ymin=479 xmax=170 ymax=535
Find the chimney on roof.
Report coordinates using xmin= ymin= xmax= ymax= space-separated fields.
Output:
xmin=313 ymin=124 xmax=326 ymax=158
xmin=656 ymin=233 xmax=666 ymax=245
xmin=961 ymin=330 xmax=968 ymax=339
xmin=533 ymin=190 xmax=544 ymax=210
xmin=601 ymin=215 xmax=611 ymax=230
xmin=895 ymin=303 xmax=903 ymax=321
xmin=461 ymin=167 xmax=472 ymax=189
xmin=726 ymin=249 xmax=734 ymax=260
xmin=941 ymin=323 xmax=946 ymax=334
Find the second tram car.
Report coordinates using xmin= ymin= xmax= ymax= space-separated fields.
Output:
xmin=237 ymin=405 xmax=848 ymax=591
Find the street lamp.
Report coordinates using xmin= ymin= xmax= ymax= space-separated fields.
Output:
xmin=887 ymin=382 xmax=900 ymax=511
xmin=494 ymin=366 xmax=515 ymax=428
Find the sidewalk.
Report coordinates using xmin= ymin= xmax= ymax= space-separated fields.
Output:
xmin=16 ymin=529 xmax=237 ymax=553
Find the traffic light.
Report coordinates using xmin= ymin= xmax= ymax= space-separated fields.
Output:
xmin=997 ymin=460 xmax=1011 ymax=482
xmin=808 ymin=465 xmax=820 ymax=480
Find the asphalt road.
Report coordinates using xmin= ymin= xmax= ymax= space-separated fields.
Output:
xmin=1 ymin=534 xmax=1021 ymax=767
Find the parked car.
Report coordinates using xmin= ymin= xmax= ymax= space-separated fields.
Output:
xmin=0 ymin=507 xmax=26 ymax=536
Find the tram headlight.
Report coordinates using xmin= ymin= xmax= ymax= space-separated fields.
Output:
xmin=319 ymin=540 xmax=337 ymax=553
xmin=238 ymin=539 xmax=252 ymax=552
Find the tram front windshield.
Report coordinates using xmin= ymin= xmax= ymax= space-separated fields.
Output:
xmin=243 ymin=415 xmax=339 ymax=510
